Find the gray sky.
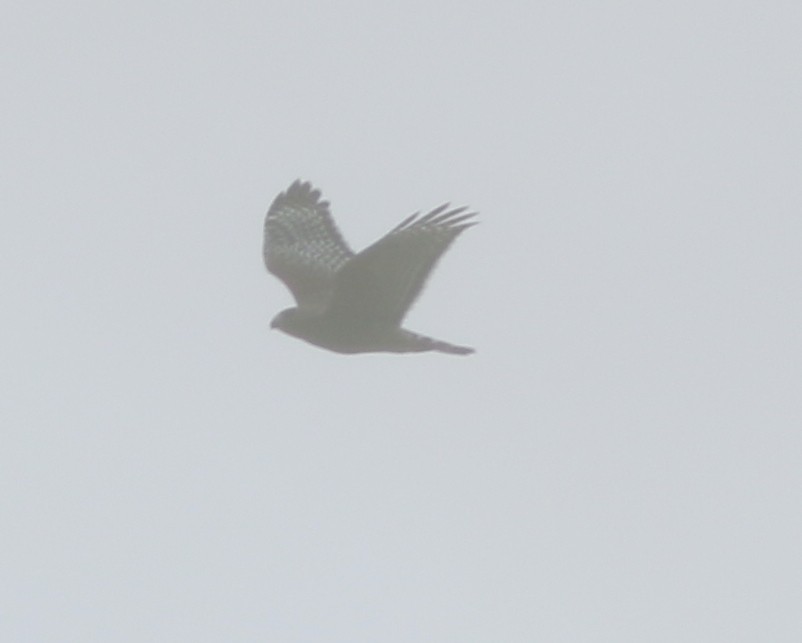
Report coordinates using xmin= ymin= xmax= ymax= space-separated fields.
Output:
xmin=3 ymin=2 xmax=801 ymax=641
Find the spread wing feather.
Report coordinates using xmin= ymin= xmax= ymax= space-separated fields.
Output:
xmin=263 ymin=180 xmax=354 ymax=311
xmin=328 ymin=205 xmax=476 ymax=325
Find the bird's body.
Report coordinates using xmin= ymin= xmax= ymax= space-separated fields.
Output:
xmin=263 ymin=180 xmax=476 ymax=355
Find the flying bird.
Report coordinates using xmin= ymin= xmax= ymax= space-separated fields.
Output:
xmin=263 ymin=180 xmax=476 ymax=355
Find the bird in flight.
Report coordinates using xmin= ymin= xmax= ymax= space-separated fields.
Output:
xmin=263 ymin=180 xmax=476 ymax=355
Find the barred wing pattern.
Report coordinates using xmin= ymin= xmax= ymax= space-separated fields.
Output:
xmin=263 ymin=180 xmax=354 ymax=312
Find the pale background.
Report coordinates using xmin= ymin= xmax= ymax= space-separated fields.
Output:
xmin=2 ymin=2 xmax=801 ymax=641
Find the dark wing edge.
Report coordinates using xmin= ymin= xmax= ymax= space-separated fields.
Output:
xmin=330 ymin=203 xmax=477 ymax=325
xmin=263 ymin=180 xmax=354 ymax=311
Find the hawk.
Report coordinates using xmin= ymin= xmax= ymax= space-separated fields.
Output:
xmin=263 ymin=180 xmax=476 ymax=355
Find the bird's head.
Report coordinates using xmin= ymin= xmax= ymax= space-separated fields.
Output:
xmin=270 ymin=307 xmax=316 ymax=336
xmin=270 ymin=308 xmax=295 ymax=331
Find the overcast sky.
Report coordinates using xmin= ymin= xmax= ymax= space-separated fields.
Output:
xmin=3 ymin=2 xmax=801 ymax=641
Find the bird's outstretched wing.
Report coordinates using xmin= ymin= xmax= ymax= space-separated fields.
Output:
xmin=328 ymin=204 xmax=476 ymax=325
xmin=263 ymin=180 xmax=354 ymax=311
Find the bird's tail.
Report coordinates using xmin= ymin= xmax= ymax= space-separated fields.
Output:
xmin=405 ymin=330 xmax=475 ymax=355
xmin=430 ymin=339 xmax=475 ymax=355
